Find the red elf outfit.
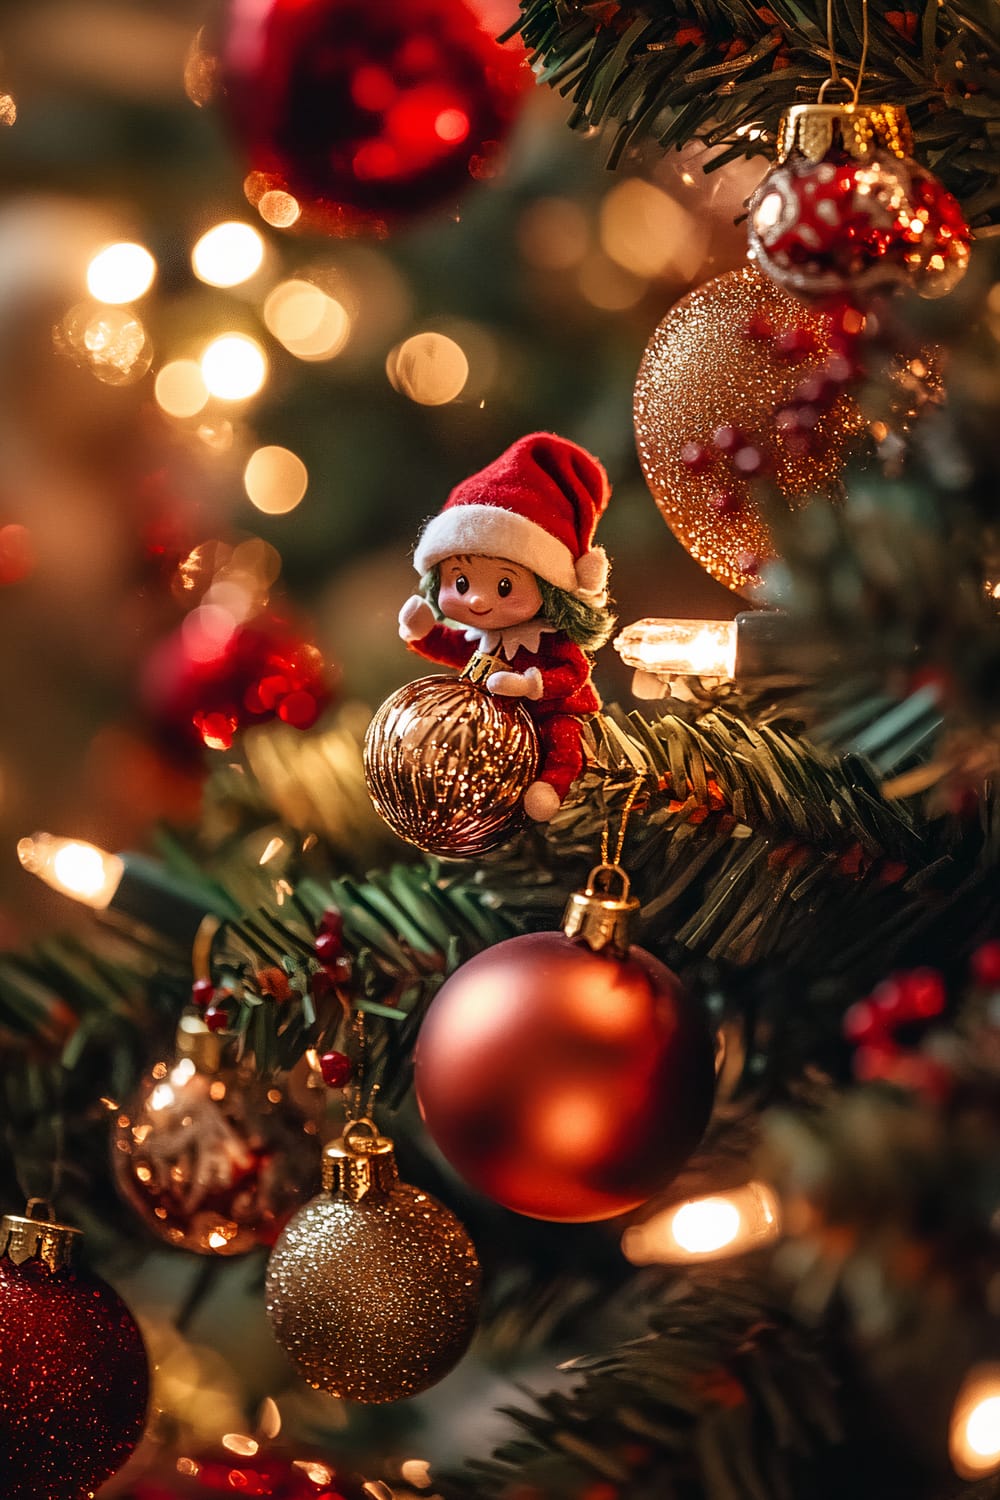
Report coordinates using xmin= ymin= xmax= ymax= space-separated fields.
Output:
xmin=399 ymin=433 xmax=611 ymax=822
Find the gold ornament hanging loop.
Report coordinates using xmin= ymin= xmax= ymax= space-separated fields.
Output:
xmin=818 ymin=0 xmax=870 ymax=105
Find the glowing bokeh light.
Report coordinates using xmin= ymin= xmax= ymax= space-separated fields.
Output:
xmin=387 ymin=332 xmax=468 ymax=405
xmin=263 ymin=279 xmax=351 ymax=361
xmin=200 ymin=333 xmax=267 ymax=401
xmin=86 ymin=242 xmax=156 ymax=304
xmin=243 ymin=446 xmax=309 ymax=515
xmin=192 ymin=222 xmax=265 ymax=287
xmin=154 ymin=359 xmax=209 ymax=419
xmin=258 ymin=190 xmax=302 ymax=228
xmin=951 ymin=1368 xmax=1000 ymax=1478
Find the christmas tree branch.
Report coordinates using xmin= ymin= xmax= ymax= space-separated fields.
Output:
xmin=512 ymin=0 xmax=1000 ymax=221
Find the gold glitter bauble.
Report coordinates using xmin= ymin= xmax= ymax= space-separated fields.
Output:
xmin=634 ymin=264 xmax=865 ymax=596
xmin=363 ymin=668 xmax=538 ymax=857
xmin=265 ymin=1121 xmax=481 ymax=1404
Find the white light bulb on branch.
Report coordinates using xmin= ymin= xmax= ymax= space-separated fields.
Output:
xmin=621 ymin=1181 xmax=781 ymax=1265
xmin=17 ymin=833 xmax=124 ymax=908
xmin=17 ymin=832 xmax=224 ymax=957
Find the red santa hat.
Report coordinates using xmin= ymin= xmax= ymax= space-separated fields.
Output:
xmin=412 ymin=432 xmax=611 ymax=606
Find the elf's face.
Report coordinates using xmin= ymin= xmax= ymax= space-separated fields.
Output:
xmin=438 ymin=554 xmax=543 ymax=632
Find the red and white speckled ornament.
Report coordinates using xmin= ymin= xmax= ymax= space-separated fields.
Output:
xmin=0 ymin=1201 xmax=149 ymax=1500
xmin=748 ymin=102 xmax=970 ymax=300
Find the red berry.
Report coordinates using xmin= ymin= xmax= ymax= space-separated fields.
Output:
xmin=871 ymin=977 xmax=906 ymax=1022
xmin=190 ymin=978 xmax=215 ymax=1009
xmin=330 ymin=955 xmax=354 ymax=986
xmin=712 ymin=424 xmax=746 ymax=455
xmin=972 ymin=941 xmax=1000 ymax=988
xmin=709 ymin=489 xmax=743 ymax=516
xmin=204 ymin=1005 xmax=230 ymax=1033
xmin=733 ymin=444 xmax=766 ymax=476
xmin=853 ymin=1038 xmax=901 ymax=1082
xmin=319 ymin=1050 xmax=352 ymax=1088
xmin=843 ymin=1000 xmax=885 ymax=1044
xmin=900 ymin=967 xmax=946 ymax=1019
xmin=772 ymin=327 xmax=817 ymax=363
xmin=679 ymin=441 xmax=714 ymax=473
xmin=315 ymin=929 xmax=343 ymax=966
xmin=320 ymin=907 xmax=344 ymax=939
xmin=309 ymin=968 xmax=335 ymax=1002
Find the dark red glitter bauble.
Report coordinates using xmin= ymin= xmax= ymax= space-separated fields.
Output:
xmin=218 ymin=0 xmax=528 ymax=235
xmin=414 ymin=931 xmax=716 ymax=1221
xmin=0 ymin=1253 xmax=149 ymax=1500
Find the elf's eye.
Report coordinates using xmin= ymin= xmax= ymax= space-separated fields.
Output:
xmin=455 ymin=575 xmax=469 ymax=595
xmin=497 ymin=577 xmax=513 ymax=598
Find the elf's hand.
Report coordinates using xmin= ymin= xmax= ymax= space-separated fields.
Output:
xmin=486 ymin=667 xmax=543 ymax=700
xmin=398 ymin=595 xmax=436 ymax=643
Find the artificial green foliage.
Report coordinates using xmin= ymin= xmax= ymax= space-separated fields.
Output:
xmin=513 ymin=0 xmax=1000 ymax=222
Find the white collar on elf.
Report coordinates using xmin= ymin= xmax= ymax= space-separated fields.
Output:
xmin=463 ymin=617 xmax=556 ymax=661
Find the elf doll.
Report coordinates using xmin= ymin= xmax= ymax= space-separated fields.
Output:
xmin=398 ymin=432 xmax=616 ymax=823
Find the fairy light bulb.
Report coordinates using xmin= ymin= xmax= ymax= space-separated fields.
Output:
xmin=191 ymin=222 xmax=265 ymax=287
xmin=200 ymin=334 xmax=268 ymax=401
xmin=621 ymin=1182 xmax=781 ymax=1265
xmin=615 ymin=618 xmax=739 ymax=681
xmin=951 ymin=1367 xmax=1000 ymax=1478
xmin=16 ymin=833 xmax=124 ymax=908
xmin=86 ymin=242 xmax=157 ymax=304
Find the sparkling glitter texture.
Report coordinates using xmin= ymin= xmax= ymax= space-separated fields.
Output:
xmin=112 ymin=1032 xmax=322 ymax=1255
xmin=265 ymin=1124 xmax=481 ymax=1402
xmin=634 ymin=265 xmax=865 ymax=595
xmin=130 ymin=1443 xmax=364 ymax=1497
xmin=363 ymin=668 xmax=538 ymax=856
xmin=0 ymin=1212 xmax=149 ymax=1500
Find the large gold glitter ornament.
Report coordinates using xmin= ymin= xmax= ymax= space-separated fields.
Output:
xmin=265 ymin=1119 xmax=481 ymax=1403
xmin=634 ymin=265 xmax=865 ymax=596
xmin=363 ymin=655 xmax=539 ymax=857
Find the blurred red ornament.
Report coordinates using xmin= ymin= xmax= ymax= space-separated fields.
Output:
xmin=218 ymin=0 xmax=528 ymax=237
xmin=142 ymin=610 xmax=333 ymax=759
xmin=0 ymin=1204 xmax=149 ymax=1500
xmin=112 ymin=1023 xmax=321 ymax=1255
xmin=971 ymin=940 xmax=1000 ymax=988
xmin=131 ymin=1445 xmax=363 ymax=1499
xmin=748 ymin=102 xmax=970 ymax=300
xmin=414 ymin=875 xmax=716 ymax=1221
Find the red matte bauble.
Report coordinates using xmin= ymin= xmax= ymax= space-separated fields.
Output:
xmin=130 ymin=1445 xmax=364 ymax=1499
xmin=414 ymin=932 xmax=716 ymax=1221
xmin=0 ymin=1254 xmax=149 ymax=1500
xmin=218 ymin=0 xmax=528 ymax=236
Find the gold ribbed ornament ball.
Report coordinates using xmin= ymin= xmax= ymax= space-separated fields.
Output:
xmin=634 ymin=264 xmax=865 ymax=596
xmin=363 ymin=669 xmax=538 ymax=857
xmin=265 ymin=1122 xmax=481 ymax=1404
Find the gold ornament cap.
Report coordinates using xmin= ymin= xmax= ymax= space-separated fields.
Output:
xmin=322 ymin=1118 xmax=399 ymax=1200
xmin=562 ymin=864 xmax=639 ymax=958
xmin=175 ymin=1010 xmax=227 ymax=1072
xmin=777 ymin=102 xmax=914 ymax=164
xmin=460 ymin=650 xmax=507 ymax=685
xmin=1 ymin=1198 xmax=81 ymax=1273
